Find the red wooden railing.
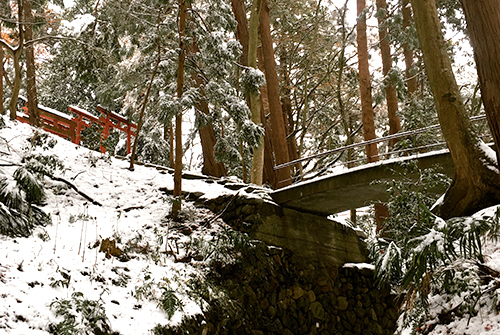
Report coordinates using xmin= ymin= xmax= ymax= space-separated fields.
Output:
xmin=17 ymin=98 xmax=136 ymax=154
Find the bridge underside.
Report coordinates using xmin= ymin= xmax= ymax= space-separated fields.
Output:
xmin=270 ymin=151 xmax=455 ymax=216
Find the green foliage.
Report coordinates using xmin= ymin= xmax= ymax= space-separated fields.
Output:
xmin=241 ymin=68 xmax=265 ymax=95
xmin=201 ymin=226 xmax=254 ymax=264
xmin=49 ymin=291 xmax=115 ymax=335
xmin=0 ymin=152 xmax=59 ymax=237
xmin=13 ymin=166 xmax=45 ymax=204
xmin=370 ymin=164 xmax=500 ymax=331
xmin=158 ymin=286 xmax=184 ymax=320
xmin=132 ymin=268 xmax=155 ymax=301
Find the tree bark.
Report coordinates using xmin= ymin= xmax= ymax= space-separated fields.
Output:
xmin=197 ymin=110 xmax=228 ymax=178
xmin=376 ymin=0 xmax=400 ymax=147
xmin=172 ymin=0 xmax=187 ymax=220
xmin=411 ymin=0 xmax=500 ymax=219
xmin=23 ymin=0 xmax=40 ymax=127
xmin=0 ymin=25 xmax=3 ymax=115
xmin=358 ymin=0 xmax=389 ymax=231
xmin=460 ymin=0 xmax=500 ymax=165
xmin=279 ymin=53 xmax=300 ymax=174
xmin=190 ymin=43 xmax=227 ymax=178
xmin=231 ymin=0 xmax=249 ymax=68
xmin=1 ymin=0 xmax=24 ymax=120
xmin=402 ymin=0 xmax=417 ymax=96
xmin=357 ymin=0 xmax=379 ymax=163
xmin=248 ymin=0 xmax=264 ymax=186
xmin=259 ymin=76 xmax=278 ymax=188
xmin=259 ymin=0 xmax=291 ymax=188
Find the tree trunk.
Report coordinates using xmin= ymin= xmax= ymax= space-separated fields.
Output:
xmin=461 ymin=0 xmax=500 ymax=165
xmin=376 ymin=0 xmax=400 ymax=147
xmin=231 ymin=0 xmax=249 ymax=68
xmin=357 ymin=0 xmax=378 ymax=163
xmin=411 ymin=0 xmax=500 ymax=219
xmin=279 ymin=58 xmax=300 ymax=175
xmin=8 ymin=50 xmax=21 ymax=120
xmin=259 ymin=0 xmax=291 ymax=188
xmin=196 ymin=95 xmax=228 ymax=178
xmin=172 ymin=0 xmax=187 ymax=220
xmin=2 ymin=1 xmax=24 ymax=120
xmin=259 ymin=77 xmax=278 ymax=188
xmin=402 ymin=0 xmax=417 ymax=96
xmin=248 ymin=0 xmax=264 ymax=186
xmin=358 ymin=0 xmax=388 ymax=231
xmin=23 ymin=0 xmax=40 ymax=127
xmin=0 ymin=25 xmax=3 ymax=115
xmin=190 ymin=43 xmax=227 ymax=178
xmin=168 ymin=123 xmax=174 ymax=167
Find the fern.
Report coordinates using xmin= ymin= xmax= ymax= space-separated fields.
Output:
xmin=158 ymin=287 xmax=183 ymax=320
xmin=49 ymin=292 xmax=114 ymax=335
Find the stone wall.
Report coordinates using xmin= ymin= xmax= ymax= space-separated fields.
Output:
xmin=160 ymin=243 xmax=400 ymax=335
xmin=152 ymin=191 xmax=400 ymax=334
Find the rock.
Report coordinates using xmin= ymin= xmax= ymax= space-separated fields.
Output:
xmin=99 ymin=238 xmax=122 ymax=258
xmin=307 ymin=290 xmax=316 ymax=303
xmin=292 ymin=285 xmax=305 ymax=300
xmin=336 ymin=296 xmax=348 ymax=311
xmin=310 ymin=301 xmax=325 ymax=320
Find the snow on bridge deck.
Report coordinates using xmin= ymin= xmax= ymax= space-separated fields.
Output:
xmin=270 ymin=149 xmax=455 ymax=216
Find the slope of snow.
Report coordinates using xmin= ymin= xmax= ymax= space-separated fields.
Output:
xmin=0 ymin=119 xmax=236 ymax=334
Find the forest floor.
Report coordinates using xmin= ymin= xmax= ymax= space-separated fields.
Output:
xmin=0 ymin=118 xmax=500 ymax=334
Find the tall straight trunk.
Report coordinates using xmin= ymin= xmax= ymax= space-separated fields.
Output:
xmin=231 ymin=0 xmax=249 ymax=68
xmin=259 ymin=0 xmax=291 ymax=188
xmin=402 ymin=0 xmax=417 ymax=96
xmin=0 ymin=54 xmax=3 ymax=115
xmin=279 ymin=53 xmax=300 ymax=174
xmin=376 ymin=0 xmax=400 ymax=147
xmin=172 ymin=0 xmax=187 ymax=220
xmin=190 ymin=43 xmax=227 ymax=178
xmin=248 ymin=0 xmax=264 ymax=185
xmin=357 ymin=0 xmax=378 ymax=163
xmin=0 ymin=25 xmax=3 ymax=115
xmin=8 ymin=50 xmax=21 ymax=120
xmin=460 ymin=0 xmax=500 ymax=165
xmin=1 ymin=0 xmax=24 ymax=120
xmin=169 ymin=123 xmax=174 ymax=167
xmin=358 ymin=0 xmax=388 ymax=231
xmin=411 ymin=0 xmax=500 ymax=219
xmin=23 ymin=0 xmax=39 ymax=127
xmin=258 ymin=75 xmax=277 ymax=188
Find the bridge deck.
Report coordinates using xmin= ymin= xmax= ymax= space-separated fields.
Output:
xmin=270 ymin=150 xmax=455 ymax=216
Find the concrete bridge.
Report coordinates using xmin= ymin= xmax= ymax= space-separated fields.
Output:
xmin=202 ymin=148 xmax=457 ymax=268
xmin=270 ymin=149 xmax=454 ymax=217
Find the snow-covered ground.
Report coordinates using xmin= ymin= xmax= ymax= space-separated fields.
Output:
xmin=0 ymin=119 xmax=236 ymax=334
xmin=1 ymin=118 xmax=500 ymax=335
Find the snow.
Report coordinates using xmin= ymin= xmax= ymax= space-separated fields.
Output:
xmin=343 ymin=262 xmax=375 ymax=271
xmin=0 ymin=119 xmax=238 ymax=334
xmin=61 ymin=14 xmax=95 ymax=36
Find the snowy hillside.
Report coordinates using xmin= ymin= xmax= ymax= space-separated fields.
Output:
xmin=0 ymin=119 xmax=240 ymax=334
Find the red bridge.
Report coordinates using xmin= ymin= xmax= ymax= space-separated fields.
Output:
xmin=17 ymin=97 xmax=137 ymax=154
